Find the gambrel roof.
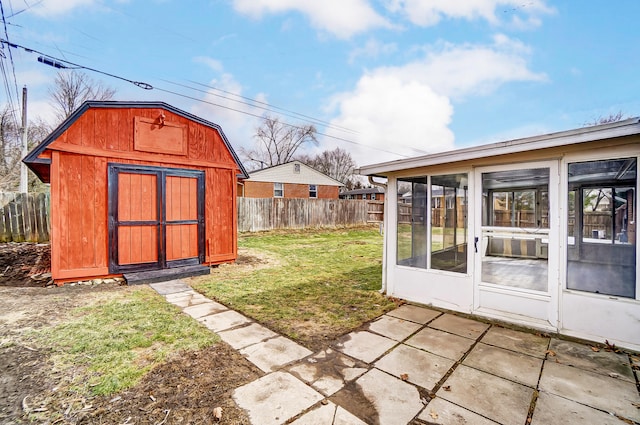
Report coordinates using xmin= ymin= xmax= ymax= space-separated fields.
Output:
xmin=23 ymin=100 xmax=249 ymax=183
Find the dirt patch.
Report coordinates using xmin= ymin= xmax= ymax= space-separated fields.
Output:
xmin=75 ymin=343 xmax=261 ymax=425
xmin=0 ymin=243 xmax=51 ymax=287
xmin=0 ymin=244 xmax=264 ymax=425
xmin=222 ymin=247 xmax=282 ymax=270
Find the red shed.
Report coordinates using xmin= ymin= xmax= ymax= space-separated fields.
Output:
xmin=24 ymin=101 xmax=248 ymax=284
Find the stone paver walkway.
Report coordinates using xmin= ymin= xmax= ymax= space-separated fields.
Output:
xmin=150 ymin=280 xmax=640 ymax=425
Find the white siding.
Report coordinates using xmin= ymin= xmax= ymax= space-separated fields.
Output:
xmin=246 ymin=161 xmax=344 ymax=187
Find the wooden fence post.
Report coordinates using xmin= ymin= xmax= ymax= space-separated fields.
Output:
xmin=0 ymin=192 xmax=51 ymax=242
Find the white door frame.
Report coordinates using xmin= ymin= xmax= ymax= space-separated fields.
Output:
xmin=473 ymin=160 xmax=560 ymax=331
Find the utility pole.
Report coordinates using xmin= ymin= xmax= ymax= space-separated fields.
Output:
xmin=20 ymin=86 xmax=27 ymax=193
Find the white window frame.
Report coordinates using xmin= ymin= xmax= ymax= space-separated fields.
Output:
xmin=309 ymin=184 xmax=318 ymax=198
xmin=274 ymin=182 xmax=284 ymax=198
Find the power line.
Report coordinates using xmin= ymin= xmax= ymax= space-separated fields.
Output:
xmin=182 ymin=79 xmax=358 ymax=134
xmin=0 ymin=2 xmax=19 ymax=100
xmin=0 ymin=39 xmax=418 ymax=159
xmin=8 ymin=0 xmax=43 ymax=18
xmin=0 ymin=39 xmax=153 ymax=89
xmin=153 ymin=85 xmax=411 ymax=157
xmin=0 ymin=0 xmax=21 ymax=128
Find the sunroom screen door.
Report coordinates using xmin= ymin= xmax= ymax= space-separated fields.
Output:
xmin=474 ymin=161 xmax=558 ymax=330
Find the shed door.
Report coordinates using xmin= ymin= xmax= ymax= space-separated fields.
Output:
xmin=165 ymin=175 xmax=200 ymax=264
xmin=109 ymin=164 xmax=205 ymax=273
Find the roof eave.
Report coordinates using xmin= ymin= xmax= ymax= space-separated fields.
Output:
xmin=357 ymin=118 xmax=640 ymax=176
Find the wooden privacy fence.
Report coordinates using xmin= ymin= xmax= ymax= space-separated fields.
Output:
xmin=237 ymin=198 xmax=382 ymax=232
xmin=0 ymin=195 xmax=381 ymax=240
xmin=0 ymin=192 xmax=50 ymax=242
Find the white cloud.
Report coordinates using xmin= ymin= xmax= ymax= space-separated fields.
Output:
xmin=193 ymin=57 xmax=224 ymax=73
xmin=385 ymin=0 xmax=554 ymax=28
xmin=406 ymin=37 xmax=547 ymax=99
xmin=190 ymin=67 xmax=266 ymax=154
xmin=28 ymin=99 xmax=58 ymax=127
xmin=326 ymin=74 xmax=454 ymax=166
xmin=348 ymin=38 xmax=398 ymax=64
xmin=231 ymin=0 xmax=392 ymax=39
xmin=326 ymin=36 xmax=546 ymax=166
xmin=29 ymin=0 xmax=97 ymax=16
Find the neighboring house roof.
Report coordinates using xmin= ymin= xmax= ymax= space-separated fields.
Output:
xmin=245 ymin=161 xmax=344 ymax=186
xmin=23 ymin=101 xmax=249 ymax=182
xmin=358 ymin=117 xmax=640 ymax=176
xmin=340 ymin=187 xmax=385 ymax=196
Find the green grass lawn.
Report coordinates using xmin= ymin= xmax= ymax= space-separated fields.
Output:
xmin=32 ymin=287 xmax=217 ymax=396
xmin=193 ymin=226 xmax=397 ymax=350
xmin=27 ymin=226 xmax=395 ymax=402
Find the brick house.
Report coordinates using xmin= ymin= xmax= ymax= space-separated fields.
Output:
xmin=239 ymin=161 xmax=344 ymax=199
xmin=339 ymin=187 xmax=385 ymax=201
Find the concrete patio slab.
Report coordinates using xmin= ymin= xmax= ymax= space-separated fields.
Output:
xmin=549 ymin=339 xmax=635 ymax=382
xmin=429 ymin=314 xmax=490 ymax=340
xmin=405 ymin=327 xmax=474 ymax=361
xmin=375 ymin=344 xmax=454 ymax=390
xmin=150 ymin=280 xmax=191 ymax=295
xmin=240 ymin=336 xmax=312 ymax=372
xmin=438 ymin=365 xmax=533 ymax=425
xmin=151 ymin=280 xmax=640 ymax=425
xmin=352 ymin=368 xmax=424 ymax=425
xmin=182 ymin=301 xmax=228 ymax=319
xmin=367 ymin=315 xmax=422 ymax=341
xmin=219 ymin=323 xmax=279 ymax=350
xmin=166 ymin=292 xmax=211 ymax=308
xmin=198 ymin=309 xmax=252 ymax=332
xmin=288 ymin=349 xmax=368 ymax=396
xmin=419 ymin=398 xmax=497 ymax=425
xmin=480 ymin=326 xmax=549 ymax=359
xmin=291 ymin=402 xmax=367 ymax=425
xmin=334 ymin=406 xmax=368 ymax=425
xmin=463 ymin=343 xmax=543 ymax=387
xmin=386 ymin=304 xmax=441 ymax=324
xmin=233 ymin=371 xmax=323 ymax=425
xmin=539 ymin=361 xmax=640 ymax=422
xmin=164 ymin=289 xmax=199 ymax=302
xmin=290 ymin=402 xmax=335 ymax=424
xmin=531 ymin=392 xmax=623 ymax=425
xmin=335 ymin=331 xmax=397 ymax=364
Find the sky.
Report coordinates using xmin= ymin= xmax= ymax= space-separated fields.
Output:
xmin=0 ymin=0 xmax=639 ymax=168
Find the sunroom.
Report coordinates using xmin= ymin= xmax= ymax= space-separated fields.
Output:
xmin=359 ymin=118 xmax=640 ymax=351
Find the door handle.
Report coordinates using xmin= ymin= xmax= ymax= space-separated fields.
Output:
xmin=474 ymin=237 xmax=479 ymax=253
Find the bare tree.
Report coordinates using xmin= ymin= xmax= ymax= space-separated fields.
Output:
xmin=0 ymin=106 xmax=21 ymax=190
xmin=584 ymin=111 xmax=627 ymax=127
xmin=49 ymin=71 xmax=116 ymax=122
xmin=0 ymin=107 xmax=51 ymax=191
xmin=297 ymin=147 xmax=357 ymax=186
xmin=241 ymin=116 xmax=318 ymax=169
